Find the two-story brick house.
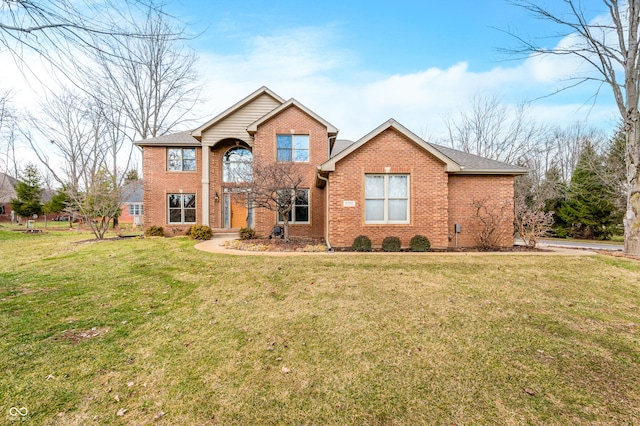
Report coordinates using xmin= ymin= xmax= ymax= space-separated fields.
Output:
xmin=135 ymin=86 xmax=527 ymax=248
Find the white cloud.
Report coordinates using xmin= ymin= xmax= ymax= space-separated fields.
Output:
xmin=192 ymin=25 xmax=618 ymax=144
xmin=2 ymin=15 xmax=620 ymax=159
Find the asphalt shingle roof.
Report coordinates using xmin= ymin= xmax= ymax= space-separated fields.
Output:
xmin=134 ymin=130 xmax=200 ymax=146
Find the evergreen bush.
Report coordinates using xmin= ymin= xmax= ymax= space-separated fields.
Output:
xmin=381 ymin=236 xmax=401 ymax=252
xmin=352 ymin=235 xmax=372 ymax=252
xmin=410 ymin=235 xmax=431 ymax=252
xmin=239 ymin=227 xmax=256 ymax=240
xmin=144 ymin=226 xmax=164 ymax=237
xmin=187 ymin=224 xmax=213 ymax=240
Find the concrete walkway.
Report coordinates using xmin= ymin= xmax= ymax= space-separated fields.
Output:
xmin=195 ymin=234 xmax=598 ymax=257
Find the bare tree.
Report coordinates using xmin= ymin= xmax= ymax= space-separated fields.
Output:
xmin=245 ymin=162 xmax=305 ymax=241
xmin=0 ymin=0 xmax=164 ymax=81
xmin=444 ymin=93 xmax=545 ymax=164
xmin=510 ymin=0 xmax=640 ymax=254
xmin=25 ymin=89 xmax=122 ymax=239
xmin=90 ymin=6 xmax=200 ymax=141
xmin=0 ymin=89 xmax=18 ymax=180
xmin=514 ymin=194 xmax=555 ymax=248
xmin=471 ymin=198 xmax=511 ymax=249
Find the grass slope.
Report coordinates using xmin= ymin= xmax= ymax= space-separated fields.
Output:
xmin=1 ymin=230 xmax=639 ymax=424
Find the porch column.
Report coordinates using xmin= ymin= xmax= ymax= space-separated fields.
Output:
xmin=201 ymin=145 xmax=210 ymax=226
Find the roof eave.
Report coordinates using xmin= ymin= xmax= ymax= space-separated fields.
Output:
xmin=451 ymin=169 xmax=530 ymax=175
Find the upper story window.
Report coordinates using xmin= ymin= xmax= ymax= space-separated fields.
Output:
xmin=365 ymin=174 xmax=409 ymax=224
xmin=167 ymin=148 xmax=196 ymax=171
xmin=223 ymin=147 xmax=252 ymax=182
xmin=277 ymin=134 xmax=309 ymax=162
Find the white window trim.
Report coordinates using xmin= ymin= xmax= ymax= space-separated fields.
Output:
xmin=277 ymin=188 xmax=310 ymax=224
xmin=364 ymin=174 xmax=410 ymax=224
xmin=129 ymin=203 xmax=143 ymax=216
xmin=167 ymin=147 xmax=197 ymax=172
xmin=276 ymin=134 xmax=310 ymax=163
xmin=167 ymin=193 xmax=196 ymax=224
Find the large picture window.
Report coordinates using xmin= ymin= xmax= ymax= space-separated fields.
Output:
xmin=365 ymin=175 xmax=409 ymax=223
xmin=277 ymin=189 xmax=310 ymax=223
xmin=223 ymin=147 xmax=252 ymax=182
xmin=167 ymin=148 xmax=196 ymax=171
xmin=168 ymin=193 xmax=196 ymax=223
xmin=277 ymin=134 xmax=309 ymax=162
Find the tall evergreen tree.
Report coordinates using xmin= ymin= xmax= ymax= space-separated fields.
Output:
xmin=556 ymin=143 xmax=617 ymax=239
xmin=11 ymin=164 xmax=44 ymax=219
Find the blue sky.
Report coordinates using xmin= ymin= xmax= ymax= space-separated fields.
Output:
xmin=1 ymin=0 xmax=620 ymax=145
xmin=161 ymin=0 xmax=618 ymax=141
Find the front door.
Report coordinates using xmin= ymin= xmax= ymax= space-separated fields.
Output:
xmin=223 ymin=192 xmax=248 ymax=229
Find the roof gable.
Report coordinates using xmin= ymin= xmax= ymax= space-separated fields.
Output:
xmin=246 ymin=98 xmax=338 ymax=135
xmin=191 ymin=86 xmax=285 ymax=138
xmin=319 ymin=119 xmax=460 ymax=172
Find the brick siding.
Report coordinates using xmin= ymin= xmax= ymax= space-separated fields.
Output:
xmin=327 ymin=128 xmax=450 ymax=248
xmin=447 ymin=175 xmax=515 ymax=247
xmin=142 ymin=146 xmax=202 ymax=236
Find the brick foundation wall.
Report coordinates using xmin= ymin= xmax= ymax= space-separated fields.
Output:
xmin=142 ymin=146 xmax=202 ymax=236
xmin=327 ymin=128 xmax=450 ymax=248
xmin=447 ymin=175 xmax=515 ymax=247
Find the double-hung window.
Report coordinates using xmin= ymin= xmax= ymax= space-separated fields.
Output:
xmin=168 ymin=194 xmax=196 ymax=223
xmin=277 ymin=189 xmax=310 ymax=223
xmin=167 ymin=148 xmax=196 ymax=171
xmin=128 ymin=203 xmax=144 ymax=216
xmin=365 ymin=174 xmax=409 ymax=223
xmin=277 ymin=135 xmax=309 ymax=162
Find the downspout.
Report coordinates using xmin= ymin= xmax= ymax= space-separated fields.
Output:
xmin=316 ymin=170 xmax=332 ymax=251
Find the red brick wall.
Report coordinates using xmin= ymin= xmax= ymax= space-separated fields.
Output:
xmin=142 ymin=146 xmax=202 ymax=236
xmin=250 ymin=105 xmax=328 ymax=239
xmin=327 ymin=128 xmax=450 ymax=248
xmin=447 ymin=175 xmax=515 ymax=247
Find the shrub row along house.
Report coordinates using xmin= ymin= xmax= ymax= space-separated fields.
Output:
xmin=136 ymin=87 xmax=527 ymax=248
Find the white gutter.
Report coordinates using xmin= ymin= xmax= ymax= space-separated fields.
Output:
xmin=316 ymin=171 xmax=332 ymax=251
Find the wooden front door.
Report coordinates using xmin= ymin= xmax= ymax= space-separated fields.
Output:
xmin=231 ymin=201 xmax=247 ymax=228
xmin=223 ymin=193 xmax=247 ymax=229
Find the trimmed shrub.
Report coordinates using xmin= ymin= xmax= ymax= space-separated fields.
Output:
xmin=144 ymin=226 xmax=164 ymax=237
xmin=382 ymin=236 xmax=401 ymax=252
xmin=239 ymin=227 xmax=256 ymax=240
xmin=410 ymin=234 xmax=431 ymax=252
xmin=187 ymin=224 xmax=213 ymax=240
xmin=352 ymin=235 xmax=372 ymax=252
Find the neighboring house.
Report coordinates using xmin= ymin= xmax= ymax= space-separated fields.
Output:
xmin=0 ymin=172 xmax=17 ymax=222
xmin=119 ymin=180 xmax=144 ymax=225
xmin=0 ymin=172 xmax=56 ymax=223
xmin=135 ymin=86 xmax=527 ymax=248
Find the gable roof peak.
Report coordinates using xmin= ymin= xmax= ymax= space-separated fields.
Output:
xmin=191 ymin=86 xmax=286 ymax=138
xmin=246 ymin=97 xmax=339 ymax=135
xmin=320 ymin=118 xmax=460 ymax=172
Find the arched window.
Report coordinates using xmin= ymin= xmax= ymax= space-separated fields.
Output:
xmin=223 ymin=146 xmax=252 ymax=182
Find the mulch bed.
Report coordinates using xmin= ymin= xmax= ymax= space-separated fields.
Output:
xmin=235 ymin=237 xmax=548 ymax=253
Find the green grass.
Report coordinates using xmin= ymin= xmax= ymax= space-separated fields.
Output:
xmin=1 ymin=230 xmax=640 ymax=424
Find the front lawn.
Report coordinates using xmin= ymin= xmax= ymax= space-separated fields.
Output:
xmin=1 ymin=230 xmax=639 ymax=424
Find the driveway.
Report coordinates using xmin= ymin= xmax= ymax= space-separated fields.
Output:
xmin=536 ymin=238 xmax=624 ymax=252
